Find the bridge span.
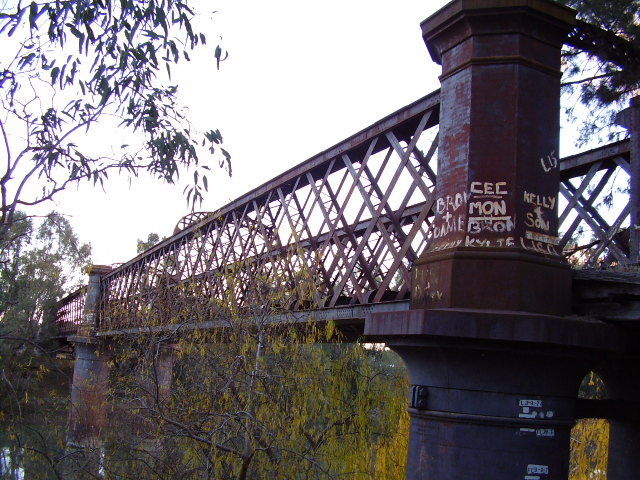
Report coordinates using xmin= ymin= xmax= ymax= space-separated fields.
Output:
xmin=55 ymin=1 xmax=640 ymax=479
xmin=55 ymin=93 xmax=636 ymax=338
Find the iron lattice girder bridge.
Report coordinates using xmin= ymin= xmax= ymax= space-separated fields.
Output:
xmin=55 ymin=89 xmax=634 ymax=336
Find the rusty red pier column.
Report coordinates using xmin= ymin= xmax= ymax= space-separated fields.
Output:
xmin=415 ymin=0 xmax=574 ymax=313
xmin=366 ymin=1 xmax=620 ymax=479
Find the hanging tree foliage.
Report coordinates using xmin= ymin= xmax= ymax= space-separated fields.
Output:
xmin=0 ymin=0 xmax=230 ymax=245
xmin=102 ymin=325 xmax=409 ymax=479
xmin=63 ymin=247 xmax=409 ymax=479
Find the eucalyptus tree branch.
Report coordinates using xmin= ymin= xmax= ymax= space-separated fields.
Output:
xmin=562 ymin=72 xmax=616 ymax=87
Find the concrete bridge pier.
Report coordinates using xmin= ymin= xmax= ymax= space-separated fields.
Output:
xmin=132 ymin=342 xmax=177 ymax=462
xmin=366 ymin=1 xmax=622 ymax=478
xmin=65 ymin=338 xmax=112 ymax=476
xmin=113 ymin=344 xmax=177 ymax=477
xmin=148 ymin=342 xmax=176 ymax=412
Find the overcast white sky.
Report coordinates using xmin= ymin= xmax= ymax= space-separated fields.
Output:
xmin=43 ymin=0 xmax=593 ymax=268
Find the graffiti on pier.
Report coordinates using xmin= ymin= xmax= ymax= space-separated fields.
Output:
xmin=432 ymin=191 xmax=469 ymax=240
xmin=466 ymin=180 xmax=514 ymax=245
xmin=540 ymin=150 xmax=558 ymax=173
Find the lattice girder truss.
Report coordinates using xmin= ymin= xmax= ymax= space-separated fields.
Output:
xmin=55 ymin=90 xmax=637 ymax=333
xmin=98 ymin=92 xmax=441 ymax=331
xmin=558 ymin=140 xmax=632 ymax=268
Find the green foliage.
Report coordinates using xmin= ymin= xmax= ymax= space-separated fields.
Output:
xmin=0 ymin=211 xmax=90 ymax=418
xmin=137 ymin=231 xmax=165 ymax=253
xmin=0 ymin=214 xmax=87 ymax=478
xmin=559 ymin=0 xmax=640 ymax=144
xmin=103 ymin=326 xmax=408 ymax=480
xmin=0 ymin=0 xmax=230 ymax=245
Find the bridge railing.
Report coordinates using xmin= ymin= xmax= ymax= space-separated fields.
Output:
xmin=54 ymin=286 xmax=86 ymax=336
xmin=54 ymin=90 xmax=636 ymax=334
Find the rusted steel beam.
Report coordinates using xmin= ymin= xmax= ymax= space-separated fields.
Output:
xmin=92 ymin=92 xmax=441 ymax=330
xmin=559 ymin=139 xmax=630 ymax=178
xmin=55 ymin=79 xmax=635 ymax=334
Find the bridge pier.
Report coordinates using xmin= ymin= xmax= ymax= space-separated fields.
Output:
xmin=148 ymin=343 xmax=176 ymax=411
xmin=65 ymin=264 xmax=179 ymax=476
xmin=131 ymin=342 xmax=176 ymax=439
xmin=138 ymin=343 xmax=177 ymax=469
xmin=367 ymin=1 xmax=622 ymax=478
xmin=65 ymin=338 xmax=112 ymax=476
xmin=368 ymin=310 xmax=619 ymax=479
xmin=64 ymin=265 xmax=113 ymax=478
xmin=104 ymin=342 xmax=177 ymax=476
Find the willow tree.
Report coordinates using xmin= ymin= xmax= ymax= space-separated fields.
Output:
xmin=102 ymin=328 xmax=407 ymax=479
xmin=93 ymin=256 xmax=409 ymax=479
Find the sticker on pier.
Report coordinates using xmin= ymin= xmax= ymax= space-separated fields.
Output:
xmin=525 ymin=231 xmax=559 ymax=245
xmin=518 ymin=399 xmax=554 ymax=419
xmin=525 ymin=464 xmax=549 ymax=480
xmin=518 ymin=428 xmax=555 ymax=438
